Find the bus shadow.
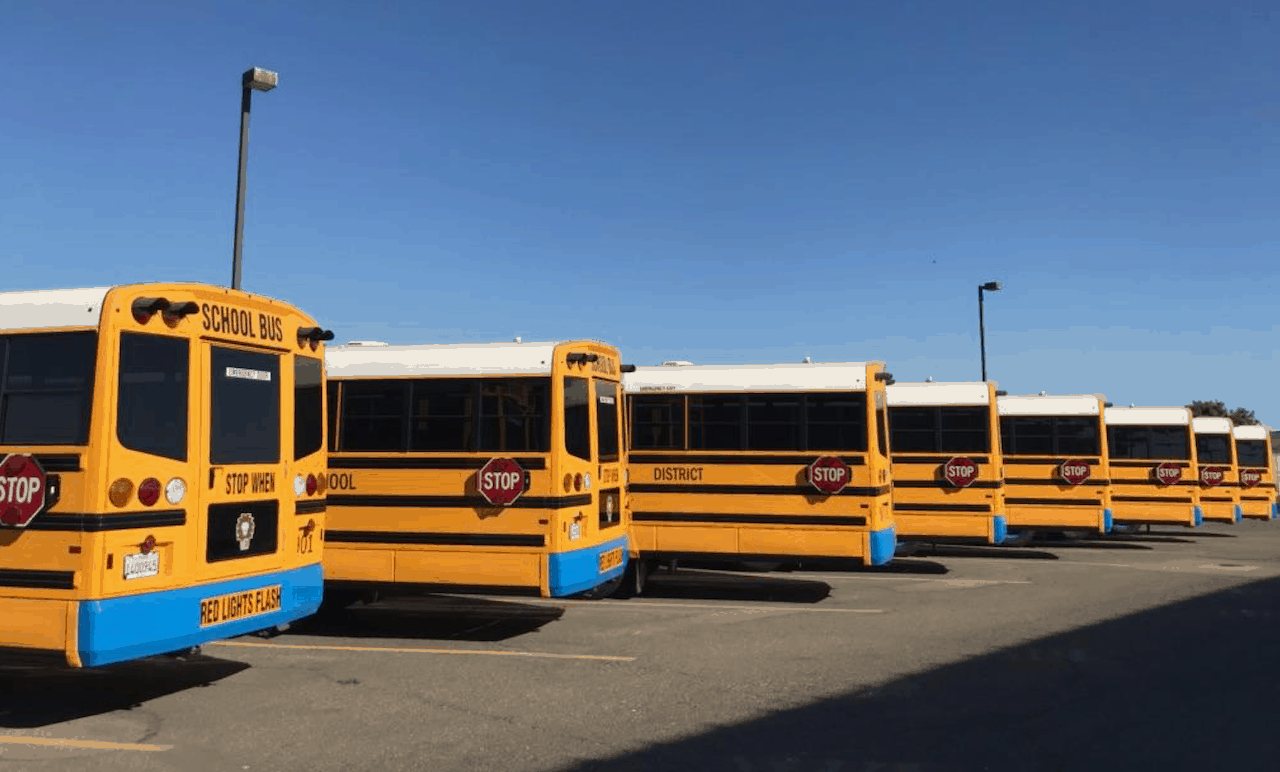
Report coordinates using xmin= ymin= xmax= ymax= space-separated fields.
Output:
xmin=1030 ymin=539 xmax=1156 ymax=551
xmin=911 ymin=545 xmax=1060 ymax=561
xmin=552 ymin=573 xmax=1280 ymax=772
xmin=791 ymin=557 xmax=952 ymax=575
xmin=286 ymin=595 xmax=565 ymax=642
xmin=641 ymin=569 xmax=832 ymax=604
xmin=0 ymin=653 xmax=249 ymax=729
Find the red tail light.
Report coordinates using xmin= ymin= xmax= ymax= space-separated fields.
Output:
xmin=306 ymin=474 xmax=317 ymax=495
xmin=138 ymin=478 xmax=161 ymax=506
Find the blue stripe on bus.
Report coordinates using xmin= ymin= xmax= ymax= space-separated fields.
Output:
xmin=1233 ymin=505 xmax=1242 ymax=524
xmin=1192 ymin=506 xmax=1204 ymax=528
xmin=1273 ymin=502 xmax=1278 ymax=521
xmin=1103 ymin=508 xmax=1114 ymax=534
xmin=868 ymin=525 xmax=896 ymax=566
xmin=991 ymin=516 xmax=1008 ymax=546
xmin=77 ymin=563 xmax=323 ymax=668
xmin=547 ymin=534 xmax=629 ymax=597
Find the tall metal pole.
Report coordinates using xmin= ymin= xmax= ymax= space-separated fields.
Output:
xmin=231 ymin=83 xmax=252 ymax=291
xmin=979 ymin=285 xmax=988 ymax=382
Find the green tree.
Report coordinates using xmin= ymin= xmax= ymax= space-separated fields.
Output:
xmin=1229 ymin=407 xmax=1259 ymax=426
xmin=1186 ymin=400 xmax=1259 ymax=426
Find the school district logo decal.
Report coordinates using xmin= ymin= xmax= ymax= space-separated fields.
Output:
xmin=235 ymin=513 xmax=256 ymax=551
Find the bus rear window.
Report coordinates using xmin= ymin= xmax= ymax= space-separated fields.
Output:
xmin=210 ymin=347 xmax=281 ymax=464
xmin=117 ymin=332 xmax=188 ymax=460
xmin=890 ymin=406 xmax=989 ymax=454
xmin=0 ymin=332 xmax=97 ymax=445
xmin=1195 ymin=434 xmax=1231 ymax=464
xmin=294 ymin=356 xmax=324 ymax=460
xmin=564 ymin=377 xmax=592 ymax=461
xmin=595 ymin=381 xmax=619 ymax=462
xmin=1001 ymin=416 xmax=1100 ymax=456
xmin=1107 ymin=425 xmax=1190 ymax=461
xmin=1237 ymin=439 xmax=1269 ymax=467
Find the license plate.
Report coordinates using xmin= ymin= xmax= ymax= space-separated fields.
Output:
xmin=598 ymin=547 xmax=623 ymax=573
xmin=199 ymin=585 xmax=282 ymax=628
xmin=569 ymin=522 xmax=581 ymax=541
xmin=122 ymin=551 xmax=160 ymax=580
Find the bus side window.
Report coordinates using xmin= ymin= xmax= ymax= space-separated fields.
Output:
xmin=326 ymin=382 xmax=339 ymax=452
xmin=118 ymin=332 xmax=188 ymax=461
xmin=564 ymin=377 xmax=591 ymax=461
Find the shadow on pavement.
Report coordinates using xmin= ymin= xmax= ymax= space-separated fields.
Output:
xmin=0 ymin=653 xmax=249 ymax=729
xmin=912 ymin=544 xmax=1060 ymax=560
xmin=798 ymin=558 xmax=951 ymax=575
xmin=287 ymin=595 xmax=565 ymax=642
xmin=552 ymin=574 xmax=1280 ymax=772
xmin=639 ymin=569 xmax=832 ymax=604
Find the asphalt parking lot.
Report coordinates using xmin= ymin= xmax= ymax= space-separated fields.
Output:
xmin=4 ymin=521 xmax=1280 ymax=772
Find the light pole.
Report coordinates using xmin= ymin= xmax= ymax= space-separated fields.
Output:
xmin=231 ymin=67 xmax=278 ymax=291
xmin=978 ymin=281 xmax=1002 ymax=382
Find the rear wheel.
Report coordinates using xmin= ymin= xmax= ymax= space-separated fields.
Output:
xmin=1002 ymin=530 xmax=1035 ymax=547
xmin=317 ymin=588 xmax=379 ymax=616
xmin=577 ymin=575 xmax=624 ymax=600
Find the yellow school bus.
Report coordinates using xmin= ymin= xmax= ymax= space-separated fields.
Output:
xmin=623 ymin=361 xmax=895 ymax=589
xmin=997 ymin=394 xmax=1113 ymax=538
xmin=323 ymin=340 xmax=629 ymax=600
xmin=1104 ymin=405 xmax=1202 ymax=528
xmin=886 ymin=381 xmax=1006 ymax=545
xmin=0 ymin=283 xmax=332 ymax=668
xmin=1192 ymin=417 xmax=1241 ymax=525
xmin=1234 ymin=424 xmax=1276 ymax=521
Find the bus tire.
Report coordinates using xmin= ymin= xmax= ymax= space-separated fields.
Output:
xmin=577 ymin=575 xmax=624 ymax=600
xmin=611 ymin=559 xmax=655 ymax=599
xmin=1002 ymin=530 xmax=1035 ymax=547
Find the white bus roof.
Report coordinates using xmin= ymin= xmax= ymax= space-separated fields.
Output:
xmin=1233 ymin=425 xmax=1272 ymax=441
xmin=623 ymin=362 xmax=877 ymax=393
xmin=0 ymin=287 xmax=112 ymax=332
xmin=326 ymin=341 xmax=565 ymax=377
xmin=1191 ymin=416 xmax=1233 ymax=435
xmin=1104 ymin=406 xmax=1191 ymax=426
xmin=887 ymin=382 xmax=992 ymax=407
xmin=997 ymin=394 xmax=1102 ymax=417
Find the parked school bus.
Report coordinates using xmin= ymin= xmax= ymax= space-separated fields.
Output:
xmin=886 ymin=381 xmax=1006 ymax=545
xmin=0 ymin=284 xmax=331 ymax=668
xmin=1191 ymin=417 xmax=1241 ymax=525
xmin=997 ymin=394 xmax=1113 ymax=537
xmin=1104 ymin=406 xmax=1202 ymax=528
xmin=623 ymin=361 xmax=895 ymax=590
xmin=322 ymin=340 xmax=629 ymax=601
xmin=1234 ymin=424 xmax=1277 ymax=521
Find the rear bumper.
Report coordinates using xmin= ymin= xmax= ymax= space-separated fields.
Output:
xmin=1111 ymin=503 xmax=1201 ymax=528
xmin=548 ymin=534 xmax=628 ymax=597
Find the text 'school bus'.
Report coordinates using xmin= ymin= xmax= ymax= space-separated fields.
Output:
xmin=1191 ymin=417 xmax=1241 ymax=525
xmin=886 ymin=381 xmax=1006 ymax=545
xmin=623 ymin=361 xmax=896 ymax=584
xmin=1233 ymin=424 xmax=1277 ymax=521
xmin=996 ymin=394 xmax=1113 ymax=537
xmin=0 ymin=284 xmax=333 ymax=668
xmin=322 ymin=340 xmax=630 ymax=600
xmin=1104 ymin=405 xmax=1202 ymax=528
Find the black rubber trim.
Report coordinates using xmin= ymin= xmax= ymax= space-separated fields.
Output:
xmin=1004 ymin=457 xmax=1102 ymax=465
xmin=628 ymin=454 xmax=867 ymax=466
xmin=1004 ymin=478 xmax=1111 ymax=487
xmin=0 ymin=568 xmax=75 ymax=590
xmin=329 ymin=456 xmax=548 ymax=470
xmin=326 ymin=494 xmax=592 ymax=509
xmin=1005 ymin=497 xmax=1102 ymax=506
xmin=32 ymin=454 xmax=82 ymax=472
xmin=631 ymin=512 xmax=868 ymax=526
xmin=24 ymin=509 xmax=187 ymax=532
xmin=296 ymin=500 xmax=327 ymax=515
xmin=325 ymin=530 xmax=545 ymax=547
xmin=893 ymin=503 xmax=992 ymax=513
xmin=892 ymin=456 xmax=991 ymax=465
xmin=629 ymin=483 xmax=891 ymax=497
xmin=1110 ymin=495 xmax=1195 ymax=504
xmin=893 ymin=480 xmax=1003 ymax=489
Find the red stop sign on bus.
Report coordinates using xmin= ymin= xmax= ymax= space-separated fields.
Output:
xmin=1153 ymin=462 xmax=1182 ymax=487
xmin=1199 ymin=466 xmax=1225 ymax=487
xmin=807 ymin=456 xmax=851 ymax=495
xmin=476 ymin=458 xmax=526 ymax=506
xmin=1059 ymin=459 xmax=1091 ymax=486
xmin=0 ymin=454 xmax=48 ymax=528
xmin=1240 ymin=468 xmax=1264 ymax=488
xmin=942 ymin=457 xmax=979 ymax=488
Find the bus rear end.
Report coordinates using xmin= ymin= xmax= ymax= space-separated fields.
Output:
xmin=1192 ymin=417 xmax=1241 ymax=525
xmin=1234 ymin=424 xmax=1277 ymax=521
xmin=624 ymin=361 xmax=896 ymax=577
xmin=997 ymin=395 xmax=1113 ymax=538
xmin=887 ymin=381 xmax=1006 ymax=545
xmin=1105 ymin=406 xmax=1201 ymax=528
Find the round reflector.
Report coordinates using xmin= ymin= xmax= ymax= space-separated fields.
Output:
xmin=109 ymin=478 xmax=134 ymax=508
xmin=165 ymin=478 xmax=186 ymax=505
xmin=316 ymin=473 xmax=328 ymax=494
xmin=293 ymin=474 xmax=306 ymax=497
xmin=574 ymin=473 xmax=582 ymax=492
xmin=563 ymin=474 xmax=572 ymax=493
xmin=138 ymin=478 xmax=161 ymax=506
xmin=306 ymin=474 xmax=318 ymax=495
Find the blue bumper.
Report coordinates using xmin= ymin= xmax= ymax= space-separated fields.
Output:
xmin=868 ymin=525 xmax=897 ymax=566
xmin=1192 ymin=506 xmax=1204 ymax=528
xmin=78 ymin=563 xmax=324 ymax=668
xmin=1234 ymin=505 xmax=1243 ymax=524
xmin=1103 ymin=508 xmax=1114 ymax=534
xmin=1273 ymin=502 xmax=1279 ymax=521
xmin=992 ymin=515 xmax=1008 ymax=546
xmin=547 ymin=534 xmax=629 ymax=597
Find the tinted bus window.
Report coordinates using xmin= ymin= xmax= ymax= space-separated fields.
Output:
xmin=806 ymin=393 xmax=868 ymax=452
xmin=690 ymin=395 xmax=744 ymax=451
xmin=564 ymin=377 xmax=591 ymax=460
xmin=326 ymin=384 xmax=339 ymax=452
xmin=746 ymin=394 xmax=800 ymax=451
xmin=478 ymin=379 xmax=549 ymax=453
xmin=1237 ymin=440 xmax=1269 ymax=467
xmin=340 ymin=380 xmax=408 ymax=452
xmin=1108 ymin=426 xmax=1191 ymax=460
xmin=1195 ymin=434 xmax=1231 ymax=464
xmin=294 ymin=356 xmax=324 ymax=460
xmin=210 ymin=347 xmax=281 ymax=464
xmin=0 ymin=332 xmax=97 ymax=445
xmin=632 ymin=395 xmax=684 ymax=450
xmin=876 ymin=393 xmax=889 ymax=457
xmin=117 ymin=332 xmax=188 ymax=461
xmin=1002 ymin=416 xmax=1098 ymax=456
xmin=409 ymin=380 xmax=473 ymax=452
xmin=596 ymin=381 xmax=619 ymax=462
xmin=890 ymin=406 xmax=988 ymax=453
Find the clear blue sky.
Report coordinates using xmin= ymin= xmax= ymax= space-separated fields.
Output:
xmin=3 ymin=1 xmax=1277 ymax=424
